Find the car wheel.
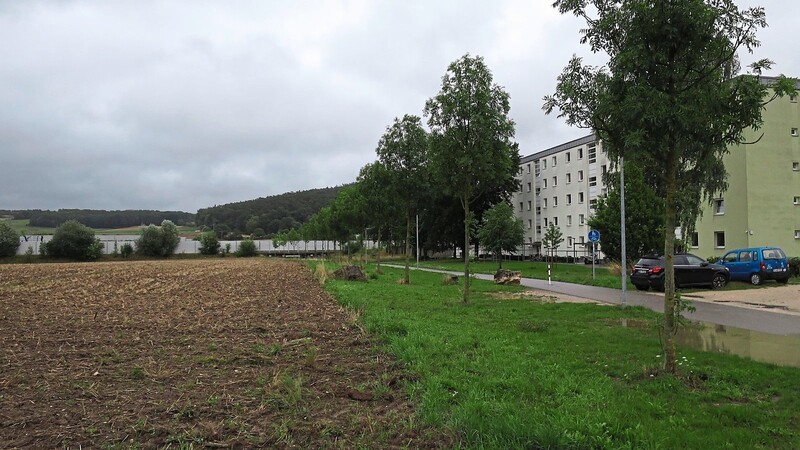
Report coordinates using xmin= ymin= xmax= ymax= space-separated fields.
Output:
xmin=635 ymin=285 xmax=649 ymax=291
xmin=711 ymin=273 xmax=727 ymax=290
xmin=750 ymin=272 xmax=762 ymax=286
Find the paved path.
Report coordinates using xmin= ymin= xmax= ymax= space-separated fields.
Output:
xmin=388 ymin=265 xmax=800 ymax=336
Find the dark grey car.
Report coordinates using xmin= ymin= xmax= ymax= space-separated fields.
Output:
xmin=630 ymin=253 xmax=730 ymax=291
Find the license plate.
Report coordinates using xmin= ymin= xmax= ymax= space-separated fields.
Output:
xmin=773 ymin=268 xmax=784 ymax=272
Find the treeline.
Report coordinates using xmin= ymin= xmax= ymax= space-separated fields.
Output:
xmin=196 ymin=186 xmax=345 ymax=236
xmin=10 ymin=209 xmax=196 ymax=229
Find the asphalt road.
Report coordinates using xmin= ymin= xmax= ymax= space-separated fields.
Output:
xmin=390 ymin=265 xmax=800 ymax=336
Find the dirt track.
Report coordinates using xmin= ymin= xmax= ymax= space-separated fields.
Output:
xmin=0 ymin=259 xmax=447 ymax=449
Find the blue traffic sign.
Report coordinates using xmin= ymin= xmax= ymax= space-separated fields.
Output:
xmin=588 ymin=230 xmax=600 ymax=242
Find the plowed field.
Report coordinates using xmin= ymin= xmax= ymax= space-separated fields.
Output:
xmin=0 ymin=259 xmax=445 ymax=449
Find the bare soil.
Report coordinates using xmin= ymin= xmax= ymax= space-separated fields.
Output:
xmin=681 ymin=283 xmax=800 ymax=315
xmin=0 ymin=259 xmax=449 ymax=449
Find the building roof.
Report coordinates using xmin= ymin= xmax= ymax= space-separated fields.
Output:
xmin=520 ymin=133 xmax=597 ymax=163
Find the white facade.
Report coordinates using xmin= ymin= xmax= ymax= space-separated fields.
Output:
xmin=513 ymin=134 xmax=611 ymax=257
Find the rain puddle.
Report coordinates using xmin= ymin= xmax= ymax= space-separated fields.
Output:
xmin=620 ymin=319 xmax=800 ymax=368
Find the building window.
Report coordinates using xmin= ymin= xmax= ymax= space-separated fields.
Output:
xmin=554 ymin=217 xmax=559 ymax=226
xmin=536 ymin=225 xmax=542 ymax=234
xmin=528 ymin=219 xmax=533 ymax=229
xmin=543 ymin=179 xmax=548 ymax=189
xmin=690 ymin=232 xmax=699 ymax=248
xmin=578 ymin=192 xmax=585 ymax=203
xmin=543 ymin=218 xmax=548 ymax=227
xmin=552 ymin=156 xmax=557 ymax=166
xmin=578 ymin=170 xmax=584 ymax=182
xmin=578 ymin=148 xmax=583 ymax=159
xmin=553 ymin=196 xmax=558 ymax=207
xmin=527 ymin=201 xmax=532 ymax=210
xmin=590 ymin=199 xmax=597 ymax=210
xmin=542 ymin=159 xmax=547 ymax=169
xmin=714 ymin=231 xmax=726 ymax=248
xmin=527 ymin=182 xmax=532 ymax=193
xmin=792 ymin=94 xmax=798 ymax=103
xmin=792 ymin=128 xmax=799 ymax=137
xmin=589 ymin=176 xmax=597 ymax=187
xmin=566 ymin=194 xmax=572 ymax=205
xmin=519 ymin=202 xmax=524 ymax=211
xmin=588 ymin=144 xmax=597 ymax=163
xmin=536 ymin=187 xmax=541 ymax=196
xmin=567 ymin=215 xmax=572 ymax=226
xmin=536 ymin=206 xmax=541 ymax=215
xmin=579 ymin=235 xmax=585 ymax=244
xmin=543 ymin=198 xmax=548 ymax=208
xmin=526 ymin=163 xmax=531 ymax=173
xmin=795 ymin=230 xmax=800 ymax=239
xmin=568 ymin=236 xmax=573 ymax=246
xmin=579 ymin=214 xmax=585 ymax=225
xmin=713 ymin=198 xmax=724 ymax=215
xmin=566 ymin=152 xmax=571 ymax=163
xmin=601 ymin=164 xmax=607 ymax=174
xmin=553 ymin=176 xmax=558 ymax=187
xmin=535 ymin=161 xmax=540 ymax=176
xmin=566 ymin=173 xmax=572 ymax=184
xmin=794 ymin=161 xmax=800 ymax=171
xmin=795 ymin=196 xmax=800 ymax=205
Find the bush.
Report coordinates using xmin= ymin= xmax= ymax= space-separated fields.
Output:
xmin=707 ymin=256 xmax=721 ymax=263
xmin=45 ymin=220 xmax=101 ymax=260
xmin=789 ymin=257 xmax=800 ymax=278
xmin=237 ymin=239 xmax=258 ymax=257
xmin=198 ymin=232 xmax=220 ymax=255
xmin=120 ymin=243 xmax=134 ymax=258
xmin=136 ymin=220 xmax=181 ymax=257
xmin=0 ymin=221 xmax=20 ymax=257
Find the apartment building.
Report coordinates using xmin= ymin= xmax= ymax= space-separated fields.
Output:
xmin=513 ymin=134 xmax=610 ymax=258
xmin=514 ymin=81 xmax=800 ymax=260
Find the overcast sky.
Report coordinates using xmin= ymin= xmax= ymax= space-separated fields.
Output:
xmin=1 ymin=0 xmax=797 ymax=213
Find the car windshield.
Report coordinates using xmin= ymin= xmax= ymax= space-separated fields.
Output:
xmin=635 ymin=257 xmax=662 ymax=266
xmin=762 ymin=248 xmax=786 ymax=260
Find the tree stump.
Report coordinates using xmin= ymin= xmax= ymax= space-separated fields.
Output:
xmin=494 ymin=269 xmax=521 ymax=285
xmin=333 ymin=265 xmax=368 ymax=281
xmin=443 ymin=275 xmax=459 ymax=285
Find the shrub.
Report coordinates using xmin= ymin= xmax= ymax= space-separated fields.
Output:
xmin=706 ymin=256 xmax=721 ymax=263
xmin=789 ymin=257 xmax=800 ymax=278
xmin=237 ymin=239 xmax=258 ymax=257
xmin=136 ymin=220 xmax=180 ymax=257
xmin=45 ymin=220 xmax=101 ymax=260
xmin=198 ymin=232 xmax=220 ymax=255
xmin=0 ymin=221 xmax=20 ymax=257
xmin=251 ymin=228 xmax=266 ymax=239
xmin=120 ymin=243 xmax=134 ymax=258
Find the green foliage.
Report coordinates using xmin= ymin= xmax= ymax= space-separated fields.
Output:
xmin=789 ymin=257 xmax=800 ymax=278
xmin=135 ymin=220 xmax=181 ymax=257
xmin=25 ymin=208 xmax=194 ymax=228
xmin=589 ymin=161 xmax=664 ymax=262
xmin=425 ymin=54 xmax=520 ymax=301
xmin=120 ymin=243 xmax=134 ymax=258
xmin=237 ymin=239 xmax=258 ymax=257
xmin=0 ymin=221 xmax=20 ymax=257
xmin=251 ymin=227 xmax=266 ymax=239
xmin=477 ymin=202 xmax=524 ymax=268
xmin=542 ymin=224 xmax=564 ymax=259
xmin=198 ymin=232 xmax=220 ymax=255
xmin=44 ymin=220 xmax=100 ymax=260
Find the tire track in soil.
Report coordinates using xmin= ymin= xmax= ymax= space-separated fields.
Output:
xmin=0 ymin=259 xmax=448 ymax=449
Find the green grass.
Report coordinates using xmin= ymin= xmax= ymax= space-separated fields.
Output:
xmin=321 ymin=263 xmax=800 ymax=449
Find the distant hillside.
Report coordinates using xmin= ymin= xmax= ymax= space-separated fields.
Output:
xmin=196 ymin=186 xmax=346 ymax=235
xmin=6 ymin=209 xmax=196 ymax=229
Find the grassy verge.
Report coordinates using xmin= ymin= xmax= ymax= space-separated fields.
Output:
xmin=320 ymin=263 xmax=800 ymax=449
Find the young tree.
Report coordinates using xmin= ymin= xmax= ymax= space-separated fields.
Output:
xmin=376 ymin=115 xmax=429 ymax=283
xmin=0 ymin=221 xmax=20 ymax=257
xmin=589 ymin=161 xmax=664 ymax=263
xmin=544 ymin=0 xmax=796 ymax=372
xmin=541 ymin=224 xmax=564 ymax=265
xmin=199 ymin=231 xmax=221 ymax=255
xmin=425 ymin=54 xmax=520 ymax=302
xmin=477 ymin=202 xmax=524 ymax=269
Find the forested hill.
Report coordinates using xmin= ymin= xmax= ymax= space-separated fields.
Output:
xmin=196 ymin=186 xmax=345 ymax=235
xmin=2 ymin=209 xmax=196 ymax=228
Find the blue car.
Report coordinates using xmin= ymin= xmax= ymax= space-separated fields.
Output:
xmin=717 ymin=247 xmax=790 ymax=285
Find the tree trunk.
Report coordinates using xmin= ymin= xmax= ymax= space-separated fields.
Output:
xmin=663 ymin=146 xmax=678 ymax=374
xmin=404 ymin=212 xmax=411 ymax=284
xmin=463 ymin=200 xmax=471 ymax=303
xmin=497 ymin=251 xmax=502 ymax=269
xmin=376 ymin=226 xmax=382 ymax=272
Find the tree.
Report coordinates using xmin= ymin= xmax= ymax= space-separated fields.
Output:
xmin=199 ymin=232 xmax=220 ymax=255
xmin=425 ymin=54 xmax=520 ymax=302
xmin=541 ymin=224 xmax=564 ymax=264
xmin=45 ymin=220 xmax=101 ymax=261
xmin=589 ymin=161 xmax=664 ymax=263
xmin=376 ymin=115 xmax=429 ymax=283
xmin=136 ymin=220 xmax=181 ymax=257
xmin=477 ymin=202 xmax=524 ymax=269
xmin=0 ymin=221 xmax=20 ymax=257
xmin=544 ymin=0 xmax=796 ymax=373
xmin=355 ymin=162 xmax=400 ymax=273
xmin=237 ymin=239 xmax=258 ymax=257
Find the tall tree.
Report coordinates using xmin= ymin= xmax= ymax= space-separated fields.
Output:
xmin=375 ymin=115 xmax=429 ymax=283
xmin=589 ymin=161 xmax=665 ymax=263
xmin=544 ymin=0 xmax=796 ymax=372
xmin=425 ymin=54 xmax=520 ymax=302
xmin=477 ymin=202 xmax=524 ymax=269
xmin=356 ymin=162 xmax=400 ymax=273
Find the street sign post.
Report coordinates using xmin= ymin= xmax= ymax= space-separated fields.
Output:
xmin=588 ymin=230 xmax=600 ymax=279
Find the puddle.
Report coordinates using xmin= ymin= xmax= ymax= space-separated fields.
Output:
xmin=621 ymin=320 xmax=800 ymax=368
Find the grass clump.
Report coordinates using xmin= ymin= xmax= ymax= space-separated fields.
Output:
xmin=322 ymin=264 xmax=800 ymax=449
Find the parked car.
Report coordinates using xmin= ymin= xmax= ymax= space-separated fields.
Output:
xmin=716 ymin=247 xmax=790 ymax=285
xmin=584 ymin=252 xmax=601 ymax=264
xmin=630 ymin=253 xmax=730 ymax=291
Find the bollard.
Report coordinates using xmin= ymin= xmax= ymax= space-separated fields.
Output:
xmin=548 ymin=264 xmax=552 ymax=285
